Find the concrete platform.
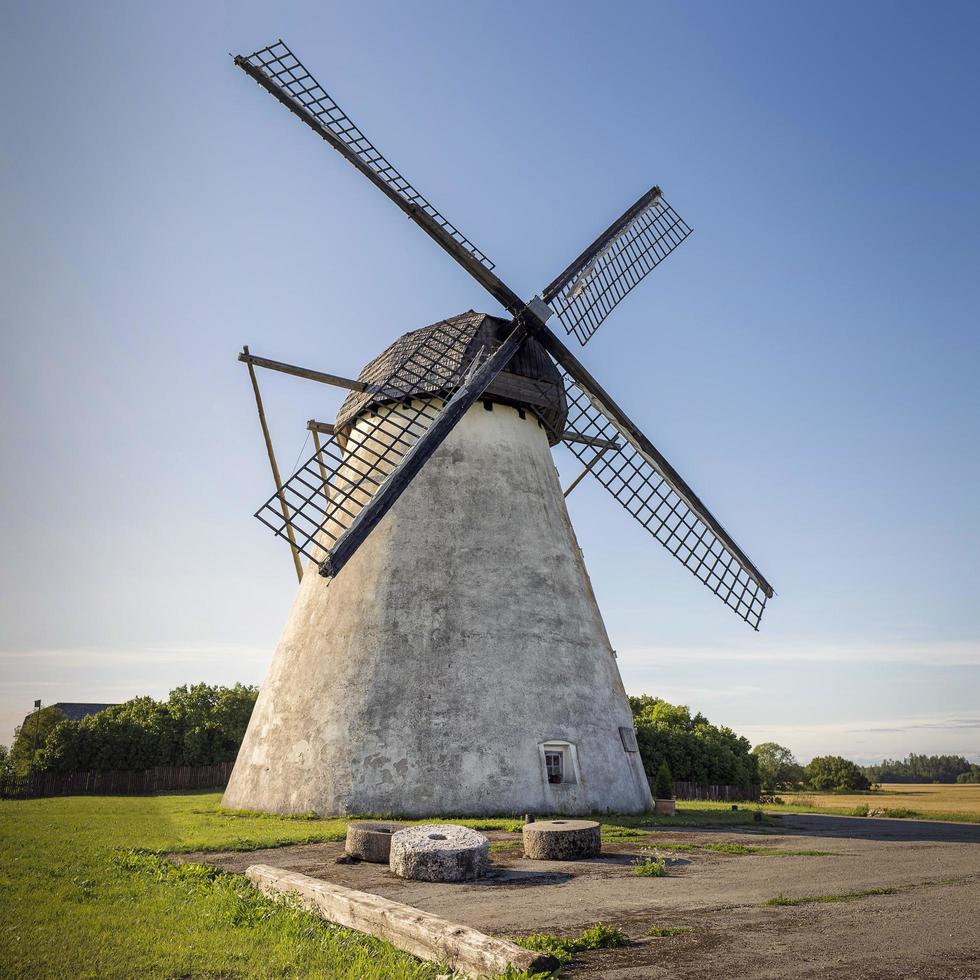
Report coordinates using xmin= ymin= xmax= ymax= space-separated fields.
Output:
xmin=176 ymin=814 xmax=980 ymax=979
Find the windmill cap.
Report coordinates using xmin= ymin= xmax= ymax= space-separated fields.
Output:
xmin=335 ymin=311 xmax=568 ymax=443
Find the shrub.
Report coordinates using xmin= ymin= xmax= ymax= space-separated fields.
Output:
xmin=632 ymin=848 xmax=668 ymax=877
xmin=654 ymin=761 xmax=674 ymax=800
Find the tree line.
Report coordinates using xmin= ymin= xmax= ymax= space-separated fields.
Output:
xmin=1 ymin=684 xmax=257 ymax=787
xmin=3 ymin=686 xmax=976 ymax=796
xmin=861 ymin=753 xmax=980 ymax=784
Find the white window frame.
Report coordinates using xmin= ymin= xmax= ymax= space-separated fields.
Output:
xmin=538 ymin=740 xmax=580 ymax=787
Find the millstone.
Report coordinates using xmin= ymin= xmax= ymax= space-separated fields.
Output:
xmin=522 ymin=819 xmax=601 ymax=860
xmin=389 ymin=824 xmax=489 ymax=882
xmin=345 ymin=820 xmax=404 ymax=863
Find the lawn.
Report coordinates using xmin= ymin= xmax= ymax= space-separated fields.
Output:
xmin=0 ymin=792 xmax=765 ymax=979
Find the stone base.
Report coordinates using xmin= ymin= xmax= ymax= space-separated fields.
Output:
xmin=389 ymin=824 xmax=490 ymax=882
xmin=345 ymin=821 xmax=404 ymax=863
xmin=522 ymin=819 xmax=601 ymax=860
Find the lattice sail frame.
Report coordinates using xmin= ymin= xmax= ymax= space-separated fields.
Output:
xmin=255 ymin=319 xmax=495 ymax=565
xmin=237 ymin=37 xmax=772 ymax=627
xmin=557 ymin=369 xmax=769 ymax=629
xmin=241 ymin=40 xmax=496 ymax=270
xmin=544 ymin=195 xmax=692 ymax=346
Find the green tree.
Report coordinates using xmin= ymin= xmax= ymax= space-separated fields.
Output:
xmin=654 ymin=760 xmax=674 ymax=799
xmin=628 ymin=696 xmax=758 ymax=788
xmin=956 ymin=768 xmax=980 ymax=784
xmin=805 ymin=755 xmax=870 ymax=791
xmin=752 ymin=742 xmax=804 ymax=792
xmin=0 ymin=744 xmax=16 ymax=796
xmin=37 ymin=684 xmax=258 ymax=773
xmin=7 ymin=705 xmax=67 ymax=778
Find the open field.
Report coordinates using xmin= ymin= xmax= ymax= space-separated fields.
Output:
xmin=764 ymin=782 xmax=980 ymax=822
xmin=0 ymin=792 xmax=769 ymax=979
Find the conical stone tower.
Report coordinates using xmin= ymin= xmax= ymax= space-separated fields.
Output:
xmin=223 ymin=313 xmax=652 ymax=816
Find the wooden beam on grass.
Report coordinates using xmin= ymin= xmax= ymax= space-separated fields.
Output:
xmin=245 ymin=865 xmax=558 ymax=978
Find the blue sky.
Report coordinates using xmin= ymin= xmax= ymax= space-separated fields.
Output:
xmin=1 ymin=1 xmax=978 ymax=763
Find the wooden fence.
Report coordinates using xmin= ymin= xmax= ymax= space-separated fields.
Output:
xmin=671 ymin=780 xmax=760 ymax=802
xmin=13 ymin=764 xmax=758 ymax=803
xmin=22 ymin=761 xmax=235 ymax=798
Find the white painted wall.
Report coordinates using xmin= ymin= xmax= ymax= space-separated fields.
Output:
xmin=223 ymin=399 xmax=652 ymax=816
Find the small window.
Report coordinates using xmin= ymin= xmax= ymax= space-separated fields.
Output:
xmin=545 ymin=750 xmax=564 ymax=784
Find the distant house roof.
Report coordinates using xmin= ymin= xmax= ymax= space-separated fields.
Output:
xmin=52 ymin=702 xmax=116 ymax=722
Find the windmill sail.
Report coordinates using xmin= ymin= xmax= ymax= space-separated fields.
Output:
xmin=236 ymin=39 xmax=773 ymax=627
xmin=237 ymin=41 xmax=496 ymax=272
xmin=542 ymin=187 xmax=692 ymax=346
xmin=556 ymin=364 xmax=772 ymax=628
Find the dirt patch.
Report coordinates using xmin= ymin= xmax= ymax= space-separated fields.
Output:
xmin=175 ymin=815 xmax=980 ymax=978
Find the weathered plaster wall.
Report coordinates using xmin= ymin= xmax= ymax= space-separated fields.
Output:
xmin=223 ymin=400 xmax=652 ymax=816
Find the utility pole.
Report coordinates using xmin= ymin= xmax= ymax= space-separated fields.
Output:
xmin=26 ymin=699 xmax=41 ymax=795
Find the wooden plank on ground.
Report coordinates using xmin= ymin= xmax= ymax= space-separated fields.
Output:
xmin=245 ymin=864 xmax=558 ymax=978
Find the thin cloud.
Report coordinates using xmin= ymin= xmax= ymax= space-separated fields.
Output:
xmin=619 ymin=639 xmax=980 ymax=667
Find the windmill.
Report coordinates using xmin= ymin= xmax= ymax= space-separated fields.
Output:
xmin=223 ymin=40 xmax=774 ymax=816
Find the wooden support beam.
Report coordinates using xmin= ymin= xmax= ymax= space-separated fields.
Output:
xmin=306 ymin=419 xmax=336 ymax=435
xmin=245 ymin=865 xmax=558 ymax=978
xmin=310 ymin=427 xmax=332 ymax=509
xmin=562 ymin=430 xmax=621 ymax=451
xmin=242 ymin=346 xmax=303 ymax=583
xmin=563 ymin=448 xmax=609 ymax=498
xmin=239 ymin=352 xmax=368 ymax=392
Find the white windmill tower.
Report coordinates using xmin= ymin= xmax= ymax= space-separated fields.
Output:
xmin=222 ymin=41 xmax=773 ymax=816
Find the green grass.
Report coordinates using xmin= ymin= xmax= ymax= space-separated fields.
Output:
xmin=513 ymin=923 xmax=628 ymax=964
xmin=763 ymin=887 xmax=898 ymax=906
xmin=646 ymin=925 xmax=691 ymax=937
xmin=755 ymin=799 xmax=980 ymax=824
xmin=0 ymin=792 xmax=450 ymax=978
xmin=0 ymin=792 xmax=788 ymax=978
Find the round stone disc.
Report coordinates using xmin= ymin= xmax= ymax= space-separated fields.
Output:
xmin=522 ymin=819 xmax=602 ymax=860
xmin=345 ymin=820 xmax=404 ymax=863
xmin=389 ymin=824 xmax=489 ymax=882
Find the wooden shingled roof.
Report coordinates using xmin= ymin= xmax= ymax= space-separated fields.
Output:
xmin=335 ymin=311 xmax=568 ymax=443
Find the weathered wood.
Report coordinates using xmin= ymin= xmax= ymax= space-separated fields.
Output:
xmin=319 ymin=321 xmax=529 ymax=579
xmin=563 ymin=447 xmax=608 ymax=498
xmin=243 ymin=346 xmax=303 ymax=583
xmin=562 ymin=430 xmax=621 ymax=450
xmin=484 ymin=371 xmax=559 ymax=410
xmin=306 ymin=419 xmax=336 ymax=435
xmin=309 ymin=427 xmax=332 ymax=508
xmin=239 ymin=352 xmax=368 ymax=392
xmin=670 ymin=780 xmax=761 ymax=803
xmin=245 ymin=865 xmax=558 ymax=978
xmin=24 ymin=761 xmax=235 ymax=798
